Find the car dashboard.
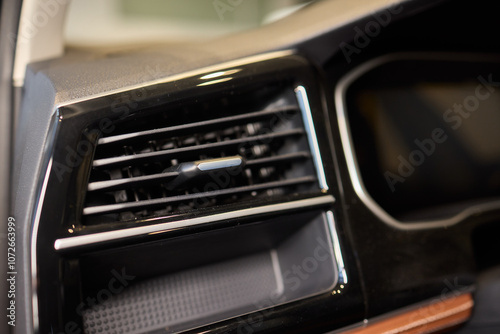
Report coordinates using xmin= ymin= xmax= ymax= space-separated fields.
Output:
xmin=6 ymin=0 xmax=500 ymax=333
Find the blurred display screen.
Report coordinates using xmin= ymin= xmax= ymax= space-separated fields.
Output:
xmin=346 ymin=59 xmax=500 ymax=220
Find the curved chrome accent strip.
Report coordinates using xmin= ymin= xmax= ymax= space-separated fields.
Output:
xmin=30 ymin=159 xmax=52 ymax=333
xmin=326 ymin=211 xmax=347 ymax=285
xmin=335 ymin=52 xmax=500 ymax=230
xmin=295 ymin=86 xmax=329 ymax=191
xmin=30 ymin=112 xmax=60 ymax=333
xmin=54 ymin=195 xmax=335 ymax=251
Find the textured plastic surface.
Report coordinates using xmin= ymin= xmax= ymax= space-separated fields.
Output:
xmin=83 ymin=252 xmax=277 ymax=334
xmin=81 ymin=212 xmax=337 ymax=334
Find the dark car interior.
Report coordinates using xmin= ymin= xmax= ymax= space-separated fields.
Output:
xmin=2 ymin=0 xmax=500 ymax=333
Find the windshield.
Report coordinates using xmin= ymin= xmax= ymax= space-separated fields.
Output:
xmin=64 ymin=0 xmax=315 ymax=47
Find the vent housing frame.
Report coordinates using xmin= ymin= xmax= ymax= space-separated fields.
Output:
xmin=82 ymin=84 xmax=323 ymax=226
xmin=33 ymin=54 xmax=345 ymax=334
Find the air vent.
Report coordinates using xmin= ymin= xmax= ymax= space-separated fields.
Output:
xmin=82 ymin=86 xmax=322 ymax=225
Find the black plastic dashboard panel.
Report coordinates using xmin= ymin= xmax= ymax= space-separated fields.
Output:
xmin=12 ymin=0 xmax=500 ymax=333
xmin=322 ymin=0 xmax=500 ymax=320
xmin=33 ymin=54 xmax=364 ymax=333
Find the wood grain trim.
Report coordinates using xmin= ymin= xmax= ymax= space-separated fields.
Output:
xmin=343 ymin=293 xmax=473 ymax=334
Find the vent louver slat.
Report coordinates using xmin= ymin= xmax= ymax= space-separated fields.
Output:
xmin=83 ymin=176 xmax=317 ymax=216
xmin=87 ymin=171 xmax=180 ymax=192
xmin=82 ymin=87 xmax=321 ymax=225
xmin=92 ymin=128 xmax=305 ymax=168
xmin=97 ymin=106 xmax=297 ymax=146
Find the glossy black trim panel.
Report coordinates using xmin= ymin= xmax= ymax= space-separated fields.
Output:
xmin=33 ymin=53 xmax=364 ymax=333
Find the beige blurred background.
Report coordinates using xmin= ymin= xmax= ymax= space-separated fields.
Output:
xmin=65 ymin=0 xmax=316 ymax=47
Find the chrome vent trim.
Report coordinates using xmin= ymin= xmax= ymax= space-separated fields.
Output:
xmin=55 ymin=195 xmax=335 ymax=250
xmin=295 ymin=86 xmax=329 ymax=191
